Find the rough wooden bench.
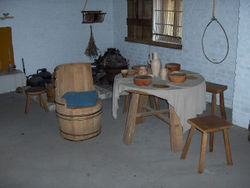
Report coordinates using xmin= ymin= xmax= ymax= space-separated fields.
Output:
xmin=25 ymin=87 xmax=48 ymax=114
xmin=206 ymin=81 xmax=227 ymax=120
xmin=180 ymin=115 xmax=233 ymax=173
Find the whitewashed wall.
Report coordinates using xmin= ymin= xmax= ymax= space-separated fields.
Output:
xmin=113 ymin=0 xmax=239 ymax=110
xmin=0 ymin=0 xmax=114 ymax=75
xmin=232 ymin=0 xmax=250 ymax=129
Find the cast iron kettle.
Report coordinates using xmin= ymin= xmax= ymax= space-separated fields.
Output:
xmin=27 ymin=74 xmax=45 ymax=87
xmin=37 ymin=68 xmax=52 ymax=83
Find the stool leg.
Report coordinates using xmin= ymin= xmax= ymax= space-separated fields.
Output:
xmin=41 ymin=94 xmax=49 ymax=112
xmin=223 ymin=129 xmax=233 ymax=165
xmin=180 ymin=126 xmax=195 ymax=159
xmin=25 ymin=95 xmax=31 ymax=114
xmin=211 ymin=93 xmax=217 ymax=116
xmin=219 ymin=92 xmax=226 ymax=120
xmin=209 ymin=132 xmax=214 ymax=152
xmin=199 ymin=132 xmax=208 ymax=173
xmin=37 ymin=95 xmax=42 ymax=107
xmin=123 ymin=95 xmax=130 ymax=114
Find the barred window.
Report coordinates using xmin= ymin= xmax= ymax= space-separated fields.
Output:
xmin=125 ymin=0 xmax=182 ymax=49
xmin=153 ymin=0 xmax=182 ymax=45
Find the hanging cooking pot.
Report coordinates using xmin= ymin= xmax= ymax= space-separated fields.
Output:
xmin=27 ymin=74 xmax=45 ymax=87
xmin=37 ymin=68 xmax=52 ymax=83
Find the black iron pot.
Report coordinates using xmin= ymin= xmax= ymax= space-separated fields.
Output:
xmin=37 ymin=68 xmax=52 ymax=83
xmin=27 ymin=74 xmax=45 ymax=87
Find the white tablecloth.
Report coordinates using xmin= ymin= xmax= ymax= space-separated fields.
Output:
xmin=112 ymin=70 xmax=206 ymax=133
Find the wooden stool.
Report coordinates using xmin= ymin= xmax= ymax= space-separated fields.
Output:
xmin=206 ymin=81 xmax=227 ymax=120
xmin=123 ymin=94 xmax=160 ymax=114
xmin=180 ymin=115 xmax=233 ymax=173
xmin=25 ymin=87 xmax=49 ymax=114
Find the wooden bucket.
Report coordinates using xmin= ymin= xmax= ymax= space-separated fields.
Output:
xmin=55 ymin=63 xmax=102 ymax=141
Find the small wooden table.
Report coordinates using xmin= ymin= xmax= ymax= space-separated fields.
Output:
xmin=112 ymin=71 xmax=206 ymax=152
xmin=123 ymin=89 xmax=183 ymax=152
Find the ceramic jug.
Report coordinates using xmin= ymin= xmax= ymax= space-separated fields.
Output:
xmin=151 ymin=52 xmax=161 ymax=77
xmin=160 ymin=68 xmax=167 ymax=80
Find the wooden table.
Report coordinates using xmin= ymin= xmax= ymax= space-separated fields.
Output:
xmin=112 ymin=71 xmax=206 ymax=152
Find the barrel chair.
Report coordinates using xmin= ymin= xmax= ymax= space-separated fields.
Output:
xmin=55 ymin=63 xmax=102 ymax=141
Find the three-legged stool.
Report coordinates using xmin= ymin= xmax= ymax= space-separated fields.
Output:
xmin=25 ymin=87 xmax=49 ymax=114
xmin=180 ymin=115 xmax=233 ymax=173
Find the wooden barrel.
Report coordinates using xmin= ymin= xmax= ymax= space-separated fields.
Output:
xmin=55 ymin=63 xmax=102 ymax=141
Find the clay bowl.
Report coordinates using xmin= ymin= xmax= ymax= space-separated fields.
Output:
xmin=165 ymin=63 xmax=181 ymax=72
xmin=168 ymin=71 xmax=186 ymax=83
xmin=132 ymin=65 xmax=148 ymax=75
xmin=127 ymin=69 xmax=137 ymax=76
xmin=134 ymin=75 xmax=152 ymax=86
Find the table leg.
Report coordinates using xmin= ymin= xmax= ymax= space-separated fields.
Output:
xmin=169 ymin=105 xmax=183 ymax=152
xmin=123 ymin=94 xmax=130 ymax=114
xmin=123 ymin=93 xmax=140 ymax=145
xmin=136 ymin=95 xmax=148 ymax=124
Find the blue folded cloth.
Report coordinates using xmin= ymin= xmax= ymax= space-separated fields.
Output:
xmin=62 ymin=90 xmax=98 ymax=107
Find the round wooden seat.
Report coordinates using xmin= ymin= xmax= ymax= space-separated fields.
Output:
xmin=25 ymin=87 xmax=48 ymax=114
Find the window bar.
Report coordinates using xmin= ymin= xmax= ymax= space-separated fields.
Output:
xmin=155 ymin=23 xmax=182 ymax=27
xmin=173 ymin=0 xmax=179 ymax=37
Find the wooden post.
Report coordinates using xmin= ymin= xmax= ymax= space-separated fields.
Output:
xmin=123 ymin=93 xmax=140 ymax=145
xmin=199 ymin=133 xmax=208 ymax=173
xmin=169 ymin=104 xmax=183 ymax=152
xmin=223 ymin=129 xmax=233 ymax=165
xmin=136 ymin=95 xmax=148 ymax=124
xmin=180 ymin=126 xmax=195 ymax=159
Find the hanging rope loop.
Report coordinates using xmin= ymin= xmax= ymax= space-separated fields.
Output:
xmin=201 ymin=0 xmax=229 ymax=64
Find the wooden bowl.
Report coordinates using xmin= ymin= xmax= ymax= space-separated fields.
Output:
xmin=127 ymin=69 xmax=137 ymax=76
xmin=165 ymin=63 xmax=181 ymax=72
xmin=168 ymin=71 xmax=186 ymax=83
xmin=133 ymin=75 xmax=152 ymax=86
xmin=132 ymin=65 xmax=148 ymax=75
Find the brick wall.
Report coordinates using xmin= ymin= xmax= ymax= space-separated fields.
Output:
xmin=113 ymin=0 xmax=239 ymax=110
